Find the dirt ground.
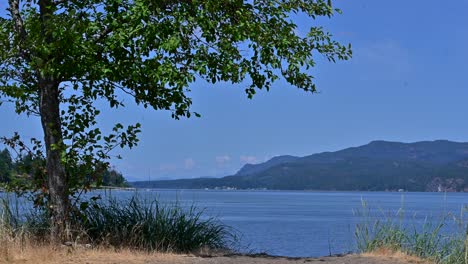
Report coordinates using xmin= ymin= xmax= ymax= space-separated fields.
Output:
xmin=0 ymin=247 xmax=431 ymax=264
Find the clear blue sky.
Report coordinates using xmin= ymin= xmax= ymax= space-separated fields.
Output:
xmin=1 ymin=0 xmax=468 ymax=181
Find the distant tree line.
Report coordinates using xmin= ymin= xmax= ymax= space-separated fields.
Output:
xmin=133 ymin=140 xmax=468 ymax=192
xmin=101 ymin=169 xmax=129 ymax=187
xmin=0 ymin=148 xmax=128 ymax=188
xmin=0 ymin=149 xmax=13 ymax=183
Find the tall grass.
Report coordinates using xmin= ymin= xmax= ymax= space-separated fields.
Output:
xmin=0 ymin=195 xmax=236 ymax=253
xmin=355 ymin=199 xmax=468 ymax=264
xmin=80 ymin=197 xmax=235 ymax=252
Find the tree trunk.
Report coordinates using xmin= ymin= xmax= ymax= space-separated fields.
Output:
xmin=39 ymin=79 xmax=69 ymax=243
xmin=36 ymin=0 xmax=69 ymax=243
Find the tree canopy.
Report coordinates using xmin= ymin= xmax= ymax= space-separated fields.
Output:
xmin=0 ymin=0 xmax=351 ymax=240
xmin=1 ymin=0 xmax=351 ymax=116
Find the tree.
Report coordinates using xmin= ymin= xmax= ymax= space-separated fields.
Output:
xmin=0 ymin=0 xmax=351 ymax=241
xmin=0 ymin=149 xmax=13 ymax=183
xmin=102 ymin=168 xmax=128 ymax=187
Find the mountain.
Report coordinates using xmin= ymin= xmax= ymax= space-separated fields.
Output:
xmin=236 ymin=155 xmax=299 ymax=175
xmin=131 ymin=140 xmax=468 ymax=192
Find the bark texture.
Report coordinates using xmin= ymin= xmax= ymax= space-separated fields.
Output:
xmin=39 ymin=79 xmax=69 ymax=242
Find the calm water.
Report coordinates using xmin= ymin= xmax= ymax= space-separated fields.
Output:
xmin=112 ymin=190 xmax=468 ymax=257
xmin=2 ymin=190 xmax=467 ymax=257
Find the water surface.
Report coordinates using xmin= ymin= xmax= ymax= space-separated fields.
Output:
xmin=1 ymin=190 xmax=466 ymax=257
xmin=112 ymin=190 xmax=468 ymax=257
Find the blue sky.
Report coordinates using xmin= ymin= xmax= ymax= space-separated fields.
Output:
xmin=1 ymin=0 xmax=468 ymax=181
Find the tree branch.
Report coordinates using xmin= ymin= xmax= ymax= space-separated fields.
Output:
xmin=94 ymin=26 xmax=112 ymax=43
xmin=53 ymin=0 xmax=66 ymax=5
xmin=8 ymin=0 xmax=26 ymax=40
xmin=8 ymin=0 xmax=29 ymax=60
xmin=8 ymin=0 xmax=26 ymax=46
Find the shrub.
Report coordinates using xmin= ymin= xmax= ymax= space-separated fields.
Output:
xmin=79 ymin=197 xmax=235 ymax=252
xmin=0 ymin=196 xmax=236 ymax=253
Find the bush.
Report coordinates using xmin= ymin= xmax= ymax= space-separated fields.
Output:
xmin=0 ymin=196 xmax=236 ymax=253
xmin=79 ymin=197 xmax=235 ymax=252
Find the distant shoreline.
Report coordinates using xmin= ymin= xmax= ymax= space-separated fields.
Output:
xmin=129 ymin=187 xmax=467 ymax=194
xmin=97 ymin=186 xmax=137 ymax=191
xmin=131 ymin=140 xmax=468 ymax=193
xmin=2 ymin=187 xmax=466 ymax=195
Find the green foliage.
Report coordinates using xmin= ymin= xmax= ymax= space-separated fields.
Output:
xmin=80 ymin=197 xmax=234 ymax=252
xmin=0 ymin=147 xmax=129 ymax=207
xmin=0 ymin=0 xmax=350 ymax=235
xmin=1 ymin=0 xmax=351 ymax=117
xmin=101 ymin=169 xmax=128 ymax=187
xmin=354 ymin=201 xmax=468 ymax=264
xmin=0 ymin=196 xmax=235 ymax=252
xmin=0 ymin=149 xmax=13 ymax=183
xmin=0 ymin=142 xmax=49 ymax=204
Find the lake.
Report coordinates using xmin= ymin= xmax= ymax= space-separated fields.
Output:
xmin=1 ymin=190 xmax=467 ymax=257
xmin=108 ymin=190 xmax=468 ymax=257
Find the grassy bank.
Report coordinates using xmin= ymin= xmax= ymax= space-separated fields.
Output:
xmin=354 ymin=200 xmax=468 ymax=264
xmin=0 ymin=196 xmax=236 ymax=255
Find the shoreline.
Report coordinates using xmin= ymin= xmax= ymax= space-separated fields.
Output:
xmin=2 ymin=188 xmax=467 ymax=195
xmin=129 ymin=187 xmax=467 ymax=194
xmin=0 ymin=246 xmax=430 ymax=264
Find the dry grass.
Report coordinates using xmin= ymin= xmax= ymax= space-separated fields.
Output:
xmin=0 ymin=242 xmax=436 ymax=264
xmin=362 ymin=248 xmax=434 ymax=264
xmin=0 ymin=242 xmax=191 ymax=264
xmin=0 ymin=221 xmax=437 ymax=264
xmin=0 ymin=222 xmax=447 ymax=264
xmin=0 ymin=231 xmax=178 ymax=264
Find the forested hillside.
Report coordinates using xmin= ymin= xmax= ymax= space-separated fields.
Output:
xmin=132 ymin=140 xmax=468 ymax=192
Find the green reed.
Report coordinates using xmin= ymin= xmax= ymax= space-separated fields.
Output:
xmin=354 ymin=198 xmax=467 ymax=264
